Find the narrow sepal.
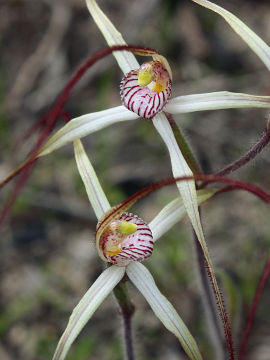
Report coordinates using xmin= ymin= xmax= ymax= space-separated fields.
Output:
xmin=191 ymin=0 xmax=270 ymax=71
xmin=85 ymin=0 xmax=139 ymax=74
xmin=39 ymin=106 xmax=138 ymax=157
xmin=52 ymin=266 xmax=125 ymax=360
xmin=149 ymin=189 xmax=216 ymax=242
xmin=73 ymin=139 xmax=111 ymax=219
xmin=165 ymin=91 xmax=270 ymax=114
xmin=126 ymin=262 xmax=203 ymax=360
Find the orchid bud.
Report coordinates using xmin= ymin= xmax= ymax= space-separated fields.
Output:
xmin=96 ymin=212 xmax=154 ymax=267
xmin=120 ymin=60 xmax=172 ymax=119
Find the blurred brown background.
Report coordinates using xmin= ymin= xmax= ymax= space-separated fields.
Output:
xmin=0 ymin=0 xmax=270 ymax=359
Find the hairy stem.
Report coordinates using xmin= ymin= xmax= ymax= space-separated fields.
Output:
xmin=113 ymin=276 xmax=135 ymax=360
xmin=198 ymin=120 xmax=270 ymax=194
xmin=193 ymin=228 xmax=226 ymax=359
xmin=216 ymin=120 xmax=270 ymax=177
xmin=167 ymin=114 xmax=226 ymax=357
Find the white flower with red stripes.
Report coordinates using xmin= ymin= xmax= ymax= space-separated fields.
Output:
xmin=39 ymin=0 xmax=270 ymax=272
xmin=96 ymin=212 xmax=154 ymax=266
xmin=120 ymin=60 xmax=172 ymax=119
xmin=51 ymin=138 xmax=209 ymax=360
xmin=38 ymin=1 xmax=270 ymax=358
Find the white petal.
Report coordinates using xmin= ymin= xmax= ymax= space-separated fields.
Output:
xmin=165 ymin=91 xmax=270 ymax=114
xmin=191 ymin=0 xmax=270 ymax=71
xmin=150 ymin=189 xmax=216 ymax=242
xmin=53 ymin=265 xmax=125 ymax=360
xmin=73 ymin=139 xmax=110 ymax=219
xmin=39 ymin=106 xmax=139 ymax=156
xmin=152 ymin=112 xmax=205 ymax=249
xmin=85 ymin=0 xmax=139 ymax=74
xmin=126 ymin=262 xmax=203 ymax=360
xmin=154 ymin=112 xmax=232 ymax=348
xmin=152 ymin=114 xmax=229 ymax=331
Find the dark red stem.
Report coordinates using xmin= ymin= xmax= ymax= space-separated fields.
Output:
xmin=0 ymin=45 xmax=156 ymax=225
xmin=238 ymin=256 xmax=270 ymax=360
xmin=216 ymin=121 xmax=270 ymax=177
xmin=97 ymin=174 xmax=270 ymax=235
xmin=1 ymin=45 xmax=157 ymax=190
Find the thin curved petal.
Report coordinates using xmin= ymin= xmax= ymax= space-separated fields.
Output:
xmin=150 ymin=189 xmax=216 ymax=242
xmin=85 ymin=0 xmax=139 ymax=74
xmin=152 ymin=114 xmax=228 ymax=339
xmin=152 ymin=112 xmax=205 ymax=248
xmin=165 ymin=91 xmax=270 ymax=114
xmin=39 ymin=106 xmax=139 ymax=157
xmin=52 ymin=266 xmax=125 ymax=360
xmin=126 ymin=262 xmax=203 ymax=360
xmin=74 ymin=139 xmax=111 ymax=219
xmin=191 ymin=0 xmax=270 ymax=71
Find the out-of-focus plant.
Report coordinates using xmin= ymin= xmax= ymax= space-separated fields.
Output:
xmin=1 ymin=0 xmax=270 ymax=359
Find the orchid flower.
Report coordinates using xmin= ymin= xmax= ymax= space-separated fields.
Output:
xmin=37 ymin=0 xmax=270 ymax=247
xmin=35 ymin=2 xmax=270 ymax=357
xmin=35 ymin=0 xmax=270 ymax=346
xmin=52 ymin=138 xmax=216 ymax=360
xmin=38 ymin=0 xmax=270 ymax=239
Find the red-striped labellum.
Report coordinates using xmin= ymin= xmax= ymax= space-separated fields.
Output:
xmin=120 ymin=60 xmax=172 ymax=119
xmin=96 ymin=212 xmax=153 ymax=267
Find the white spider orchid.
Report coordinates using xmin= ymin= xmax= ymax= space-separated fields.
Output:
xmin=38 ymin=0 xmax=270 ymax=250
xmin=35 ymin=0 xmax=270 ymax=358
xmin=52 ymin=138 xmax=215 ymax=360
xmin=38 ymin=0 xmax=270 ymax=302
xmin=38 ymin=4 xmax=270 ymax=354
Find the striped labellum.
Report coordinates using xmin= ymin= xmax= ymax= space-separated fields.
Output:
xmin=96 ymin=212 xmax=154 ymax=267
xmin=120 ymin=60 xmax=172 ymax=119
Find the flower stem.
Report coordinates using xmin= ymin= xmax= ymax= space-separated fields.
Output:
xmin=113 ymin=276 xmax=135 ymax=360
xmin=216 ymin=120 xmax=270 ymax=177
xmin=166 ymin=114 xmax=229 ymax=358
xmin=193 ymin=227 xmax=226 ymax=359
xmin=238 ymin=255 xmax=270 ymax=360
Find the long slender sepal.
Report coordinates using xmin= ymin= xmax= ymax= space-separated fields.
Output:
xmin=52 ymin=266 xmax=125 ymax=360
xmin=165 ymin=91 xmax=270 ymax=114
xmin=153 ymin=114 xmax=234 ymax=359
xmin=149 ymin=189 xmax=216 ymax=242
xmin=39 ymin=106 xmax=138 ymax=157
xmin=191 ymin=0 xmax=270 ymax=71
xmin=85 ymin=0 xmax=139 ymax=74
xmin=126 ymin=262 xmax=203 ymax=360
xmin=166 ymin=113 xmax=200 ymax=174
xmin=73 ymin=139 xmax=111 ymax=219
